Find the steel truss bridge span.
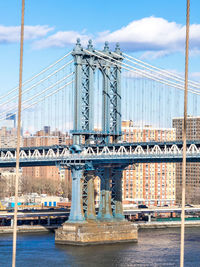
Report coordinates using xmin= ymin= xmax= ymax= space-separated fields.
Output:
xmin=1 ymin=141 xmax=200 ymax=168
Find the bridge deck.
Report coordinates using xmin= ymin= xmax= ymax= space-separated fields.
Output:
xmin=0 ymin=141 xmax=200 ymax=167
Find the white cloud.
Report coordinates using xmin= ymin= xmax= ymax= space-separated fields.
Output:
xmin=31 ymin=17 xmax=200 ymax=57
xmin=4 ymin=16 xmax=200 ymax=58
xmin=33 ymin=30 xmax=91 ymax=49
xmin=96 ymin=17 xmax=200 ymax=56
xmin=0 ymin=25 xmax=53 ymax=44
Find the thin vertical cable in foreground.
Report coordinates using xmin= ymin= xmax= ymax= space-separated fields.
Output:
xmin=12 ymin=0 xmax=25 ymax=266
xmin=180 ymin=0 xmax=190 ymax=266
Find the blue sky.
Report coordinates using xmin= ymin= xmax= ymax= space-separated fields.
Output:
xmin=0 ymin=0 xmax=200 ymax=93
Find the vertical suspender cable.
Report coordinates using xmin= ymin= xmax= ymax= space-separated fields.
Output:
xmin=97 ymin=71 xmax=100 ymax=129
xmin=134 ymin=73 xmax=136 ymax=124
xmin=150 ymin=79 xmax=152 ymax=127
xmin=125 ymin=76 xmax=128 ymax=120
xmin=141 ymin=75 xmax=144 ymax=128
xmin=145 ymin=78 xmax=148 ymax=126
xmin=131 ymin=73 xmax=134 ymax=122
xmin=60 ymin=77 xmax=63 ymax=133
xmin=64 ymin=69 xmax=66 ymax=134
xmin=180 ymin=0 xmax=190 ymax=266
xmin=159 ymin=81 xmax=161 ymax=128
xmin=168 ymin=86 xmax=171 ymax=128
xmin=12 ymin=0 xmax=25 ymax=266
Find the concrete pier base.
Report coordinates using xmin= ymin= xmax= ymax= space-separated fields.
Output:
xmin=55 ymin=221 xmax=138 ymax=245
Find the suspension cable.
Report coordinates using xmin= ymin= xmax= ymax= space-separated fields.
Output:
xmin=23 ymin=80 xmax=74 ymax=113
xmin=0 ymin=80 xmax=74 ymax=121
xmin=0 ymin=51 xmax=72 ymax=100
xmin=120 ymin=53 xmax=200 ymax=90
xmin=122 ymin=52 xmax=200 ymax=88
xmin=83 ymin=48 xmax=200 ymax=96
xmin=0 ymin=72 xmax=74 ymax=119
xmin=0 ymin=60 xmax=73 ymax=107
xmin=95 ymin=49 xmax=200 ymax=94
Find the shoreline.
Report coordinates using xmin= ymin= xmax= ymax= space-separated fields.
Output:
xmin=1 ymin=220 xmax=200 ymax=234
xmin=137 ymin=220 xmax=200 ymax=229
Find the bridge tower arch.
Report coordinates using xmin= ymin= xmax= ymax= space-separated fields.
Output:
xmin=72 ymin=38 xmax=123 ymax=145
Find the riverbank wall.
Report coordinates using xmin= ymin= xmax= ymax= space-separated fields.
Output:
xmin=0 ymin=225 xmax=58 ymax=234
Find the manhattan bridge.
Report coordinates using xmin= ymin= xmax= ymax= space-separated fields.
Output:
xmin=1 ymin=39 xmax=200 ymax=223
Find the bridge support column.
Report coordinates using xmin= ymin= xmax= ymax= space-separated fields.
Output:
xmin=68 ymin=166 xmax=85 ymax=223
xmin=86 ymin=171 xmax=96 ymax=220
xmin=98 ymin=168 xmax=113 ymax=221
xmin=112 ymin=170 xmax=124 ymax=220
xmin=148 ymin=214 xmax=152 ymax=223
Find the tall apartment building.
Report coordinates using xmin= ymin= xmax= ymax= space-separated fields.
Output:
xmin=22 ymin=127 xmax=71 ymax=183
xmin=0 ymin=127 xmax=22 ymax=148
xmin=0 ymin=126 xmax=23 ymax=197
xmin=0 ymin=169 xmax=22 ymax=197
xmin=6 ymin=113 xmax=16 ymax=128
xmin=121 ymin=121 xmax=176 ymax=207
xmin=173 ymin=116 xmax=200 ymax=204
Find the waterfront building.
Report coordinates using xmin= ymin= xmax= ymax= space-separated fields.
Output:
xmin=3 ymin=193 xmax=67 ymax=208
xmin=173 ymin=116 xmax=200 ymax=204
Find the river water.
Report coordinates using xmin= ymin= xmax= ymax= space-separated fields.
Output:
xmin=0 ymin=227 xmax=200 ymax=267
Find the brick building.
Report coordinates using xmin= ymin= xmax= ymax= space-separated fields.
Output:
xmin=22 ymin=127 xmax=71 ymax=183
xmin=121 ymin=121 xmax=176 ymax=207
xmin=173 ymin=116 xmax=200 ymax=204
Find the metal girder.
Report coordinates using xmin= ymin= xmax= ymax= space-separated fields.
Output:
xmin=81 ymin=64 xmax=90 ymax=130
xmin=109 ymin=44 xmax=123 ymax=141
xmin=82 ymin=175 xmax=88 ymax=214
xmin=110 ymin=67 xmax=118 ymax=134
xmin=110 ymin=168 xmax=124 ymax=220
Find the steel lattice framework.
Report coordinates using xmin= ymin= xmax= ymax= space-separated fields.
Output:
xmin=1 ymin=141 xmax=200 ymax=167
